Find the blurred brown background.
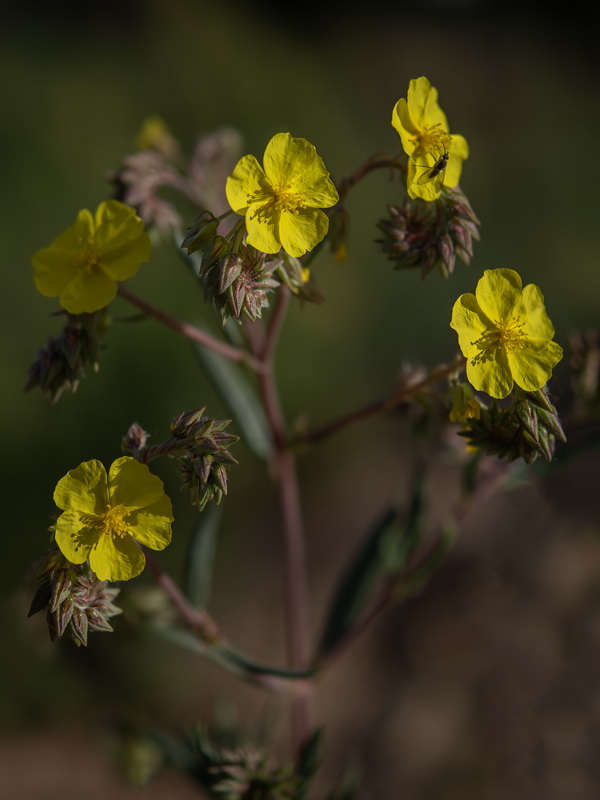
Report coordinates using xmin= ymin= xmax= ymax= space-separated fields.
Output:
xmin=2 ymin=0 xmax=600 ymax=797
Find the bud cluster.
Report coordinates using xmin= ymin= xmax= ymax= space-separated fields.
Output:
xmin=25 ymin=310 xmax=108 ymax=402
xmin=377 ymin=186 xmax=480 ymax=278
xmin=137 ymin=408 xmax=238 ymax=511
xmin=459 ymin=388 xmax=566 ymax=464
xmin=110 ymin=125 xmax=241 ymax=236
xmin=192 ymin=727 xmax=299 ymax=800
xmin=28 ymin=548 xmax=122 ymax=646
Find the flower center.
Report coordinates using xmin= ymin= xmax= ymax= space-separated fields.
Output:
xmin=470 ymin=317 xmax=526 ymax=365
xmin=75 ymin=239 xmax=102 ymax=274
xmin=271 ymin=182 xmax=304 ymax=215
xmin=98 ymin=505 xmax=130 ymax=538
xmin=248 ymin=183 xmax=305 ymax=224
xmin=411 ymin=124 xmax=451 ymax=158
xmin=495 ymin=317 xmax=526 ymax=352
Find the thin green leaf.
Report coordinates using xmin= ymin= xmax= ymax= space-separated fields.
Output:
xmin=184 ymin=503 xmax=221 ymax=609
xmin=380 ymin=466 xmax=425 ymax=574
xmin=193 ymin=341 xmax=273 ymax=461
xmin=296 ymin=728 xmax=325 ymax=799
xmin=151 ymin=627 xmax=313 ymax=683
xmin=318 ymin=469 xmax=426 ymax=659
xmin=217 ymin=644 xmax=315 ymax=679
xmin=404 ymin=524 xmax=454 ymax=593
xmin=317 ymin=508 xmax=399 ymax=658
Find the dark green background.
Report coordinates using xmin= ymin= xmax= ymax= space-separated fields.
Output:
xmin=2 ymin=1 xmax=600 ymax=797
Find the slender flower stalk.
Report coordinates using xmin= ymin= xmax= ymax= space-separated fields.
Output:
xmin=117 ymin=284 xmax=262 ymax=371
xmin=143 ymin=549 xmax=220 ymax=642
xmin=293 ymin=354 xmax=465 ymax=447
xmin=251 ymin=288 xmax=313 ymax=752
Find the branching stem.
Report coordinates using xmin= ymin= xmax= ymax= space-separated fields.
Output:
xmin=116 ymin=284 xmax=262 ymax=371
xmin=292 ymin=353 xmax=465 ymax=448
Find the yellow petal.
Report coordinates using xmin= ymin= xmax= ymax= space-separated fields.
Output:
xmin=108 ymin=457 xmax=166 ymax=510
xmin=391 ymin=98 xmax=419 ymax=155
xmin=54 ymin=459 xmax=109 ymax=513
xmin=54 ymin=509 xmax=99 ymax=564
xmin=442 ymin=135 xmax=469 ymax=188
xmin=475 ymin=269 xmax=522 ymax=323
xmin=226 ymin=155 xmax=271 ymax=215
xmin=59 ymin=265 xmax=117 ymax=314
xmin=508 ymin=339 xmax=563 ymax=392
xmin=262 ymin=133 xmax=317 ymax=189
xmin=127 ymin=494 xmax=173 ymax=551
xmin=51 ymin=209 xmax=95 ymax=250
xmin=245 ymin=202 xmax=281 ymax=254
xmin=89 ymin=533 xmax=146 ymax=581
xmin=466 ymin=349 xmax=514 ymax=399
xmin=279 ymin=208 xmax=329 ymax=258
xmin=33 ymin=247 xmax=80 ymax=298
xmin=291 ymin=163 xmax=338 ymax=209
xmin=512 ymin=284 xmax=555 ymax=340
xmin=408 ymin=77 xmax=448 ymax=132
xmin=450 ymin=293 xmax=491 ymax=358
xmin=94 ymin=201 xmax=151 ymax=281
xmin=32 ymin=209 xmax=95 ymax=298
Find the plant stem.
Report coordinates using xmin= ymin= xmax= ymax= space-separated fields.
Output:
xmin=116 ymin=284 xmax=262 ymax=371
xmin=292 ymin=354 xmax=465 ymax=448
xmin=317 ymin=458 xmax=509 ymax=670
xmin=143 ymin=549 xmax=220 ymax=643
xmin=337 ymin=153 xmax=405 ymax=202
xmin=254 ymin=287 xmax=313 ymax=752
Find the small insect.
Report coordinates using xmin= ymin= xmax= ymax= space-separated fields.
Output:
xmin=414 ymin=146 xmax=449 ymax=187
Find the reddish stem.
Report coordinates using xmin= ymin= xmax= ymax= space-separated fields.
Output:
xmin=117 ymin=284 xmax=262 ymax=371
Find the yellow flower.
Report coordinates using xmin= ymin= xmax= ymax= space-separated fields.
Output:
xmin=225 ymin=132 xmax=339 ymax=258
xmin=33 ymin=200 xmax=152 ymax=314
xmin=53 ymin=457 xmax=173 ymax=582
xmin=449 ymin=383 xmax=482 ymax=423
xmin=391 ymin=76 xmax=469 ymax=201
xmin=450 ymin=269 xmax=563 ymax=399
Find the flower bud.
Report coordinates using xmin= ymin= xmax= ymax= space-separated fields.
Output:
xmin=181 ymin=211 xmax=220 ymax=255
xmin=28 ymin=548 xmax=122 ymax=646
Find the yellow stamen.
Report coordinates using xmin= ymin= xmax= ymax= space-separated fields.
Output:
xmin=470 ymin=316 xmax=526 ymax=366
xmin=99 ymin=505 xmax=130 ymax=538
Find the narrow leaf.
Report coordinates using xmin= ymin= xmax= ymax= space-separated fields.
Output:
xmin=318 ymin=469 xmax=426 ymax=659
xmin=151 ymin=627 xmax=313 ymax=683
xmin=184 ymin=503 xmax=221 ymax=609
xmin=317 ymin=508 xmax=399 ymax=658
xmin=296 ymin=728 xmax=325 ymax=799
xmin=193 ymin=342 xmax=273 ymax=461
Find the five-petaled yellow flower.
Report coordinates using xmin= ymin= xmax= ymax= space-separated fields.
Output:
xmin=53 ymin=457 xmax=173 ymax=582
xmin=225 ymin=132 xmax=339 ymax=258
xmin=450 ymin=268 xmax=563 ymax=399
xmin=33 ymin=200 xmax=152 ymax=314
xmin=392 ymin=76 xmax=469 ymax=202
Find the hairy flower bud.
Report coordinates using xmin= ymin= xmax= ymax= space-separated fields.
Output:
xmin=151 ymin=408 xmax=241 ymax=511
xmin=122 ymin=422 xmax=150 ymax=458
xmin=191 ymin=726 xmax=300 ymax=800
xmin=28 ymin=548 xmax=122 ymax=646
xmin=181 ymin=211 xmax=221 ymax=256
xmin=377 ymin=186 xmax=480 ymax=279
xmin=25 ymin=310 xmax=109 ymax=402
xmin=200 ymin=245 xmax=280 ymax=324
xmin=458 ymin=387 xmax=566 ymax=464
